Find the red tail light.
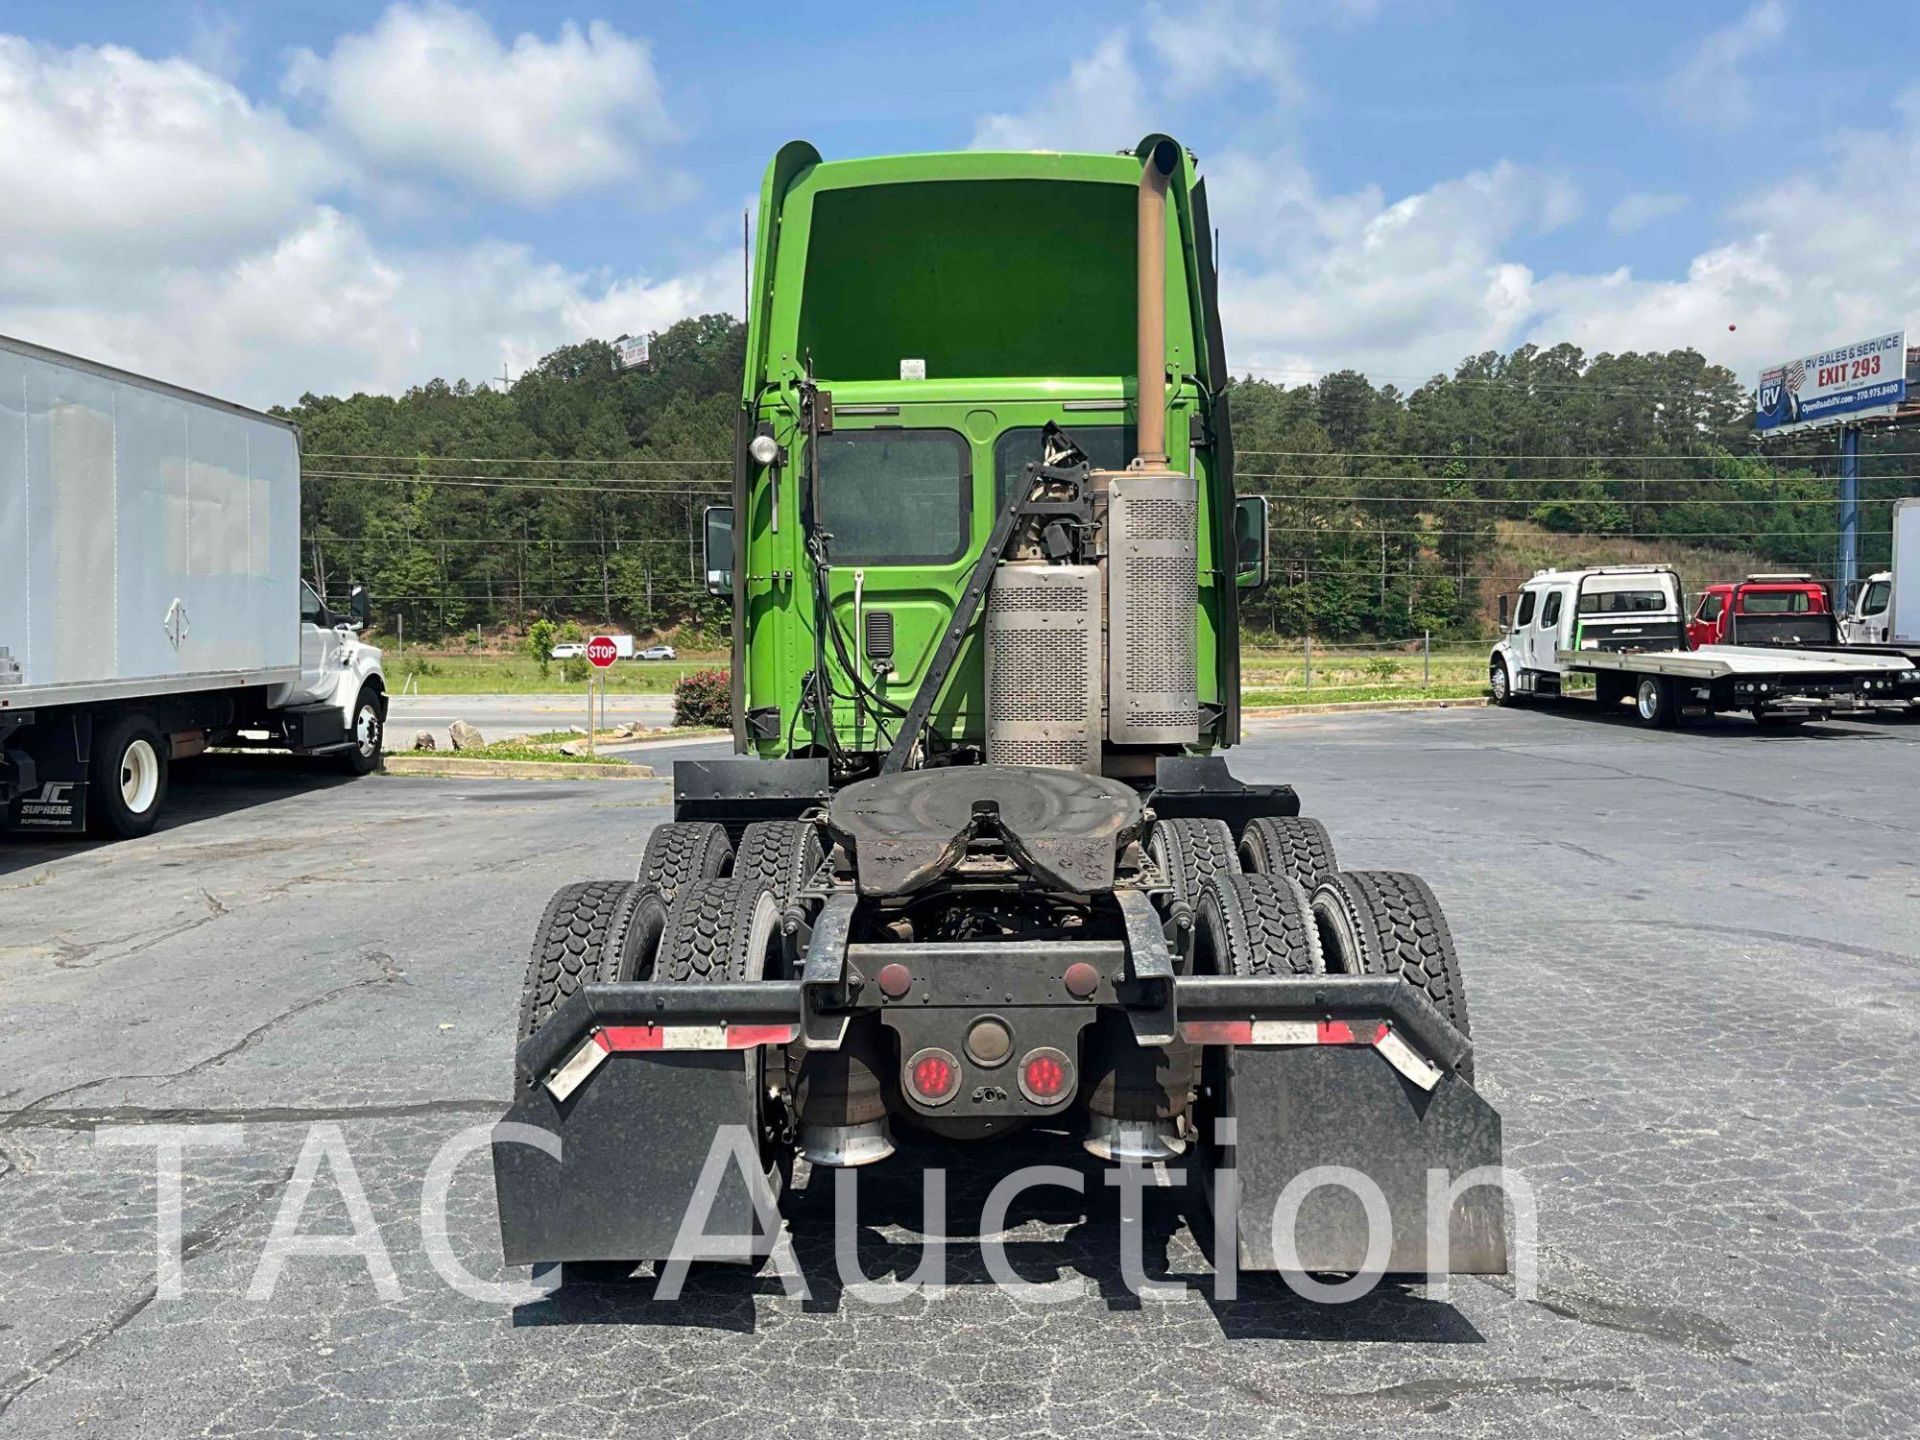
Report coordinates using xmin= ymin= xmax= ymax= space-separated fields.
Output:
xmin=1019 ymin=1047 xmax=1073 ymax=1105
xmin=906 ymin=1047 xmax=959 ymax=1107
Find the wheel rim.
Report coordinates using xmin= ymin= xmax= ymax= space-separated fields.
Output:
xmin=1636 ymin=680 xmax=1659 ymax=720
xmin=1491 ymin=665 xmax=1508 ymax=701
xmin=355 ymin=703 xmax=380 ymax=756
xmin=120 ymin=738 xmax=160 ymax=813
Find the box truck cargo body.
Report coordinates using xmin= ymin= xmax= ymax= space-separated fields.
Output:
xmin=0 ymin=334 xmax=387 ymax=838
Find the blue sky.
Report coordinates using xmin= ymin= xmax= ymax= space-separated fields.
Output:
xmin=3 ymin=1 xmax=1915 ymax=404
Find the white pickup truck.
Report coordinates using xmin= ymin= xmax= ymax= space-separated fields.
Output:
xmin=0 ymin=334 xmax=386 ymax=838
xmin=1489 ymin=565 xmax=1912 ymax=728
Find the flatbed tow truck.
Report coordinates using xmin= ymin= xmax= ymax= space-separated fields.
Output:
xmin=1490 ymin=565 xmax=1913 ymax=727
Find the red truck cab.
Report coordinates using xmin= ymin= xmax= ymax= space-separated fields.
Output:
xmin=1687 ymin=574 xmax=1836 ymax=649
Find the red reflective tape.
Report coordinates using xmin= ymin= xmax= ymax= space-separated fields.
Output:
xmin=1372 ymin=1022 xmax=1390 ymax=1044
xmin=1181 ymin=1020 xmax=1254 ymax=1045
xmin=1316 ymin=1019 xmax=1359 ymax=1045
xmin=599 ymin=1025 xmax=667 ymax=1051
xmin=726 ymin=1023 xmax=799 ymax=1049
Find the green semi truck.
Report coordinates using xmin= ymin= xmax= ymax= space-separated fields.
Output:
xmin=493 ymin=137 xmax=1507 ymax=1281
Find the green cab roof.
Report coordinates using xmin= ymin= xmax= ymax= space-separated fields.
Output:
xmin=743 ymin=137 xmax=1220 ymax=403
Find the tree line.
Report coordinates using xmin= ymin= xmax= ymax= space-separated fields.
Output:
xmin=284 ymin=321 xmax=1909 ymax=643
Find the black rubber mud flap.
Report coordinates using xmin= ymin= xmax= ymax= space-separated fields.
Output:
xmin=1200 ymin=1046 xmax=1506 ymax=1275
xmin=494 ymin=1050 xmax=778 ymax=1267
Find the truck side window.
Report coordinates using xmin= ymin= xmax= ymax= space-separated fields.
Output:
xmin=1515 ymin=591 xmax=1536 ymax=628
xmin=1540 ymin=591 xmax=1562 ymax=627
xmin=1861 ymin=580 xmax=1891 ymax=615
xmin=994 ymin=425 xmax=1140 ymax=510
xmin=1698 ymin=594 xmax=1723 ymax=622
xmin=817 ymin=429 xmax=971 ymax=565
xmin=299 ymin=581 xmax=326 ymax=626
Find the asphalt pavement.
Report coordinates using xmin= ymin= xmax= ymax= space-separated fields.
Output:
xmin=3 ymin=704 xmax=1918 ymax=1438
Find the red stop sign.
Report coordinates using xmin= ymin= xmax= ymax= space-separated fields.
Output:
xmin=586 ymin=635 xmax=619 ymax=668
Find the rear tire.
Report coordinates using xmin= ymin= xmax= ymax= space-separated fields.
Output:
xmin=1193 ymin=874 xmax=1324 ymax=977
xmin=515 ymin=880 xmax=658 ymax=1094
xmin=1634 ymin=676 xmax=1676 ymax=728
xmin=1312 ymin=870 xmax=1473 ymax=1082
xmin=1238 ymin=816 xmax=1339 ymax=889
xmin=656 ymin=877 xmax=783 ymax=984
xmin=636 ymin=821 xmax=733 ymax=903
xmin=88 ymin=711 xmax=169 ymax=839
xmin=1150 ymin=817 xmax=1238 ymax=922
xmin=731 ymin=820 xmax=825 ymax=907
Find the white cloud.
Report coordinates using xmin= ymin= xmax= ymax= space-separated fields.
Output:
xmin=7 ymin=208 xmax=740 ymax=405
xmin=1608 ymin=192 xmax=1689 ymax=234
xmin=0 ymin=35 xmax=339 ymax=291
xmin=1664 ymin=1 xmax=1786 ymax=129
xmin=972 ymin=32 xmax=1148 ymax=151
xmin=284 ymin=2 xmax=672 ymax=205
xmin=0 ymin=23 xmax=732 ymax=407
xmin=1533 ymin=101 xmax=1920 ymax=376
xmin=1146 ymin=2 xmax=1303 ymax=102
xmin=1209 ymin=152 xmax=1579 ymax=382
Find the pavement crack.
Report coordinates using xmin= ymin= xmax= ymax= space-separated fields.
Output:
xmin=4 ymin=1099 xmax=504 ymax=1130
xmin=0 ymin=1167 xmax=292 ymax=1420
xmin=2 ymin=948 xmax=407 ymax=1131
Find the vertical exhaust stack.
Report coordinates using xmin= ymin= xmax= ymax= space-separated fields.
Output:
xmin=1134 ymin=139 xmax=1179 ymax=470
xmin=1101 ymin=140 xmax=1199 ymax=748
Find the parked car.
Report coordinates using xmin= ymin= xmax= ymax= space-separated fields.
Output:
xmin=549 ymin=643 xmax=587 ymax=660
xmin=637 ymin=644 xmax=677 ymax=661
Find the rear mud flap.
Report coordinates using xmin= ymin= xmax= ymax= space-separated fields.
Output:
xmin=493 ymin=1051 xmax=778 ymax=1267
xmin=1202 ymin=1046 xmax=1506 ymax=1274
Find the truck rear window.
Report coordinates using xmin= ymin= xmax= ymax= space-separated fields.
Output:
xmin=1579 ymin=590 xmax=1667 ymax=614
xmin=816 ymin=429 xmax=971 ymax=565
xmin=1740 ymin=591 xmax=1812 ymax=614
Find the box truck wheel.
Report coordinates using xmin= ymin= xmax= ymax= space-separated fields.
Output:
xmin=337 ymin=684 xmax=384 ymax=774
xmin=89 ymin=711 xmax=168 ymax=839
xmin=1312 ymin=871 xmax=1472 ymax=1082
xmin=636 ymin=821 xmax=734 ymax=904
xmin=1238 ymin=816 xmax=1339 ymax=889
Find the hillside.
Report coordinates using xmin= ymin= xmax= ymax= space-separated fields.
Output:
xmin=1473 ymin=521 xmax=1780 ymax=629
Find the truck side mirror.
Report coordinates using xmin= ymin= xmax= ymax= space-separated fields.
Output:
xmin=1498 ymin=594 xmax=1510 ymax=629
xmin=348 ymin=584 xmax=370 ymax=633
xmin=1233 ymin=495 xmax=1269 ymax=590
xmin=703 ymin=506 xmax=734 ymax=597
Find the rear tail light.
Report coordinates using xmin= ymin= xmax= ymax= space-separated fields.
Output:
xmin=1018 ymin=1046 xmax=1073 ymax=1105
xmin=906 ymin=1047 xmax=959 ymax=1107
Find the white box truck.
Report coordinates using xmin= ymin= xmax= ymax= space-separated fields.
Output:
xmin=1840 ymin=498 xmax=1919 ymax=647
xmin=0 ymin=334 xmax=387 ymax=838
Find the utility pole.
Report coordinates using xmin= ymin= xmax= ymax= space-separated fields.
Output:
xmin=1837 ymin=424 xmax=1861 ymax=605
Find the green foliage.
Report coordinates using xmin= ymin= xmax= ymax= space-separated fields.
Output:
xmin=561 ymin=655 xmax=590 ymax=685
xmin=526 ymin=619 xmax=557 ymax=677
xmin=286 ymin=315 xmax=1868 ymax=648
xmin=1361 ymin=656 xmax=1402 ymax=683
xmin=673 ymin=669 xmax=732 ymax=728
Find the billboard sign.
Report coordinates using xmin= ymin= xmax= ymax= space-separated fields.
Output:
xmin=1755 ymin=329 xmax=1906 ymax=434
xmin=613 ymin=333 xmax=650 ymax=371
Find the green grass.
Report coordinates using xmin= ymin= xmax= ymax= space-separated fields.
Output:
xmin=1241 ymin=648 xmax=1489 ymax=691
xmin=1242 ymin=682 xmax=1489 ymax=708
xmin=451 ymin=743 xmax=609 ymax=763
xmin=381 ymin=652 xmax=722 ymax=694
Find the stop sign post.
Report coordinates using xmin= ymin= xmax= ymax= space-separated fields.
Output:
xmin=585 ymin=635 xmax=618 ymax=754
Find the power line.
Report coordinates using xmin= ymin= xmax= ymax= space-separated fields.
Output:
xmin=1258 ymin=493 xmax=1847 ymax=506
xmin=1235 ymin=447 xmax=1920 ymax=461
xmin=1269 ymin=526 xmax=1883 ymax=539
xmin=1236 ymin=471 xmax=1866 ymax=486
xmin=306 ymin=452 xmax=728 ymax=466
xmin=305 ymin=473 xmax=725 ymax=496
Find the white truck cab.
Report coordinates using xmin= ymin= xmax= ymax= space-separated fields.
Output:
xmin=1490 ymin=566 xmax=1682 ymax=702
xmin=1841 ymin=571 xmax=1896 ymax=646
